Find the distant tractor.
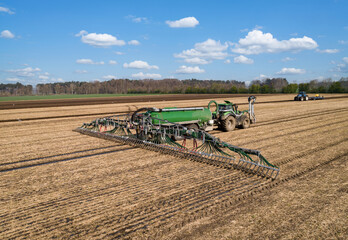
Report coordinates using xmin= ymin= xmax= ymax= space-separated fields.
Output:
xmin=294 ymin=92 xmax=324 ymax=101
xmin=294 ymin=91 xmax=309 ymax=101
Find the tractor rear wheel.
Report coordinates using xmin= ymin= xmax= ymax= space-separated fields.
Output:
xmin=241 ymin=117 xmax=250 ymax=129
xmin=221 ymin=116 xmax=236 ymax=132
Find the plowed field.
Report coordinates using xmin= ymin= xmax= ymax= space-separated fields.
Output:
xmin=1 ymin=94 xmax=347 ymax=239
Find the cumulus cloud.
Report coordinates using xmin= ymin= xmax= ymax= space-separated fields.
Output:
xmin=233 ymin=55 xmax=254 ymax=64
xmin=277 ymin=67 xmax=306 ymax=75
xmin=175 ymin=39 xmax=228 ymax=61
xmin=231 ymin=30 xmax=318 ymax=55
xmin=132 ymin=72 xmax=162 ymax=79
xmin=339 ymin=40 xmax=348 ymax=45
xmin=0 ymin=6 xmax=14 ymax=14
xmin=114 ymin=51 xmax=124 ymax=55
xmin=123 ymin=60 xmax=159 ymax=69
xmin=224 ymin=59 xmax=231 ymax=64
xmin=316 ymin=49 xmax=339 ymax=53
xmin=76 ymin=59 xmax=104 ymax=65
xmin=176 ymin=65 xmax=205 ymax=74
xmin=102 ymin=75 xmax=117 ymax=79
xmin=109 ymin=60 xmax=117 ymax=65
xmin=128 ymin=40 xmax=140 ymax=45
xmin=76 ymin=30 xmax=126 ymax=47
xmin=7 ymin=67 xmax=41 ymax=77
xmin=1 ymin=30 xmax=15 ymax=39
xmin=166 ymin=17 xmax=199 ymax=28
xmin=282 ymin=57 xmax=295 ymax=62
xmin=184 ymin=57 xmax=210 ymax=64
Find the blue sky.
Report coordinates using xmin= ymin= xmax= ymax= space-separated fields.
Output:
xmin=1 ymin=0 xmax=347 ymax=85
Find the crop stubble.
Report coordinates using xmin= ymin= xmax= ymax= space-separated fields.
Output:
xmin=0 ymin=95 xmax=347 ymax=239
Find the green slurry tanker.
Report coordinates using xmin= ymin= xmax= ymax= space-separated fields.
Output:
xmin=132 ymin=96 xmax=256 ymax=132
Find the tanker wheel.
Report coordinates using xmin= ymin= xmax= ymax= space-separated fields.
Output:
xmin=241 ymin=118 xmax=250 ymax=129
xmin=187 ymin=123 xmax=199 ymax=130
xmin=221 ymin=116 xmax=236 ymax=132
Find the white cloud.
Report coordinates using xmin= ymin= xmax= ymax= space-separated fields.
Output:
xmin=127 ymin=15 xmax=148 ymax=23
xmin=231 ymin=30 xmax=318 ymax=55
xmin=7 ymin=67 xmax=41 ymax=77
xmin=277 ymin=67 xmax=306 ymax=75
xmin=234 ymin=55 xmax=254 ymax=64
xmin=316 ymin=49 xmax=339 ymax=53
xmin=0 ymin=6 xmax=14 ymax=14
xmin=123 ymin=60 xmax=159 ymax=69
xmin=128 ymin=40 xmax=140 ymax=45
xmin=282 ymin=57 xmax=295 ymax=62
xmin=50 ymin=78 xmax=64 ymax=82
xmin=76 ymin=30 xmax=126 ymax=47
xmin=109 ymin=60 xmax=117 ymax=65
xmin=224 ymin=59 xmax=231 ymax=64
xmin=114 ymin=51 xmax=124 ymax=55
xmin=38 ymin=75 xmax=50 ymax=80
xmin=76 ymin=59 xmax=104 ymax=65
xmin=132 ymin=72 xmax=162 ymax=79
xmin=74 ymin=69 xmax=88 ymax=74
xmin=339 ymin=40 xmax=348 ymax=45
xmin=166 ymin=17 xmax=199 ymax=28
xmin=102 ymin=75 xmax=117 ymax=79
xmin=75 ymin=30 xmax=87 ymax=37
xmin=6 ymin=77 xmax=20 ymax=82
xmin=1 ymin=30 xmax=15 ymax=39
xmin=175 ymin=39 xmax=228 ymax=61
xmin=184 ymin=57 xmax=210 ymax=64
xmin=176 ymin=65 xmax=205 ymax=74
xmin=334 ymin=57 xmax=348 ymax=73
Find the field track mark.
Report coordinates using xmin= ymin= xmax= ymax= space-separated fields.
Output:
xmin=0 ymin=147 xmax=133 ymax=173
xmin=3 ymin=174 xmax=262 ymax=239
xmin=257 ymin=107 xmax=348 ymax=127
xmin=0 ymin=134 xmax=80 ymax=148
xmin=75 ymin=140 xmax=348 ymax=238
xmin=0 ymin=167 xmax=241 ymax=237
xmin=2 ymin=144 xmax=347 ymax=239
xmin=122 ymin=151 xmax=348 ymax=239
xmin=247 ymin=118 xmax=347 ymax=146
xmin=0 ymin=145 xmax=122 ymax=166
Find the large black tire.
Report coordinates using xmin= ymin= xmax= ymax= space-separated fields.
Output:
xmin=186 ymin=123 xmax=199 ymax=130
xmin=221 ymin=116 xmax=236 ymax=132
xmin=241 ymin=117 xmax=250 ymax=129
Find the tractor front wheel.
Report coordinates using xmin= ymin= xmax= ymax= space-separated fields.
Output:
xmin=221 ymin=116 xmax=236 ymax=132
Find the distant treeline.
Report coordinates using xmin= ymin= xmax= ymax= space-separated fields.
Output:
xmin=1 ymin=77 xmax=348 ymax=96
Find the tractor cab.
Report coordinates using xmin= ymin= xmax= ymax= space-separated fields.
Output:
xmin=218 ymin=101 xmax=238 ymax=114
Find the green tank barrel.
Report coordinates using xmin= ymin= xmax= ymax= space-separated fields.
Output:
xmin=149 ymin=107 xmax=212 ymax=125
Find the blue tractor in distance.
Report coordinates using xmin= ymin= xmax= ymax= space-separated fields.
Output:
xmin=294 ymin=91 xmax=309 ymax=101
xmin=294 ymin=91 xmax=324 ymax=101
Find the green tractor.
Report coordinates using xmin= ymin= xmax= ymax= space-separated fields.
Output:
xmin=208 ymin=96 xmax=256 ymax=131
xmin=132 ymin=96 xmax=256 ymax=132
